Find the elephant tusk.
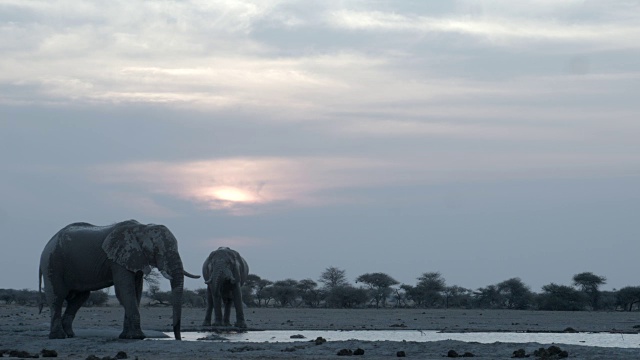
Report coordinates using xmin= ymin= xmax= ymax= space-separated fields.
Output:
xmin=161 ymin=270 xmax=173 ymax=281
xmin=183 ymin=270 xmax=201 ymax=279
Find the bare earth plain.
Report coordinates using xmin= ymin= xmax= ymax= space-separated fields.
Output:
xmin=3 ymin=305 xmax=640 ymax=359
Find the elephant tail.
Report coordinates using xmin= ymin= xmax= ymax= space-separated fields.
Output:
xmin=38 ymin=267 xmax=44 ymax=314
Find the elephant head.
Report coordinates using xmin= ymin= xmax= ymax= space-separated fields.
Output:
xmin=102 ymin=221 xmax=199 ymax=340
xmin=203 ymin=247 xmax=248 ymax=288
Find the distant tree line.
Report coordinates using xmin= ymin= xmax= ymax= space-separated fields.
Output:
xmin=0 ymin=288 xmax=110 ymax=307
xmin=7 ymin=269 xmax=640 ymax=312
xmin=144 ymin=268 xmax=640 ymax=312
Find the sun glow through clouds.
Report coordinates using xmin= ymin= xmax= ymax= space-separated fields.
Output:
xmin=205 ymin=186 xmax=257 ymax=203
xmin=92 ymin=157 xmax=384 ymax=215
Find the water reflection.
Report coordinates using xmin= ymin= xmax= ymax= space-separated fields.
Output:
xmin=165 ymin=330 xmax=640 ymax=348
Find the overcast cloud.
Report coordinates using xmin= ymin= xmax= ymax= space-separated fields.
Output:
xmin=2 ymin=0 xmax=640 ymax=292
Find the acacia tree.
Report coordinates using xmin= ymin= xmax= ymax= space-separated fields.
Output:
xmin=272 ymin=279 xmax=299 ymax=307
xmin=297 ymin=279 xmax=324 ymax=307
xmin=86 ymin=290 xmax=110 ymax=307
xmin=415 ymin=272 xmax=446 ymax=308
xmin=473 ymin=285 xmax=502 ymax=309
xmin=319 ymin=266 xmax=349 ymax=290
xmin=144 ymin=270 xmax=161 ymax=291
xmin=393 ymin=287 xmax=408 ymax=307
xmin=144 ymin=270 xmax=170 ymax=305
xmin=496 ymin=278 xmax=533 ymax=310
xmin=356 ymin=272 xmax=399 ymax=308
xmin=443 ymin=286 xmax=472 ymax=309
xmin=537 ymin=283 xmax=587 ymax=311
xmin=400 ymin=284 xmax=421 ymax=307
xmin=573 ymin=272 xmax=607 ymax=310
xmin=616 ymin=286 xmax=640 ymax=311
xmin=253 ymin=277 xmax=274 ymax=307
xmin=242 ymin=274 xmax=263 ymax=306
xmin=1 ymin=289 xmax=44 ymax=306
xmin=325 ymin=285 xmax=368 ymax=308
xmin=195 ymin=288 xmax=207 ymax=306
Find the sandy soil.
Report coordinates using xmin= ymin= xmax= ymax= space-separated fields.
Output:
xmin=2 ymin=305 xmax=640 ymax=359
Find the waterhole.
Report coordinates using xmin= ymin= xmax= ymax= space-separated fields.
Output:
xmin=159 ymin=330 xmax=640 ymax=348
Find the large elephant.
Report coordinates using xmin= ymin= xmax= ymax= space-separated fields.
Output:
xmin=39 ymin=220 xmax=200 ymax=340
xmin=202 ymin=247 xmax=249 ymax=328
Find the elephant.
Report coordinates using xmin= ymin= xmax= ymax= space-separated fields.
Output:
xmin=202 ymin=247 xmax=249 ymax=328
xmin=38 ymin=220 xmax=200 ymax=340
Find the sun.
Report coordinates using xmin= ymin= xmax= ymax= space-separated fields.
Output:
xmin=208 ymin=186 xmax=255 ymax=203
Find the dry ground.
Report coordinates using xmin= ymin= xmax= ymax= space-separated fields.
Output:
xmin=2 ymin=305 xmax=640 ymax=359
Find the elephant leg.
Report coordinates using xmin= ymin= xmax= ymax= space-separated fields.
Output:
xmin=48 ymin=296 xmax=67 ymax=339
xmin=213 ymin=292 xmax=223 ymax=326
xmin=43 ymin=273 xmax=68 ymax=339
xmin=232 ymin=285 xmax=246 ymax=328
xmin=134 ymin=272 xmax=143 ymax=307
xmin=202 ymin=286 xmax=214 ymax=326
xmin=113 ymin=268 xmax=145 ymax=339
xmin=223 ymin=297 xmax=232 ymax=326
xmin=62 ymin=291 xmax=90 ymax=337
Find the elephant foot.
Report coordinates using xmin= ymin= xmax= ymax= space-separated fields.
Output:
xmin=49 ymin=330 xmax=67 ymax=339
xmin=62 ymin=317 xmax=75 ymax=337
xmin=202 ymin=320 xmax=212 ymax=327
xmin=234 ymin=321 xmax=247 ymax=328
xmin=212 ymin=322 xmax=224 ymax=327
xmin=119 ymin=330 xmax=146 ymax=340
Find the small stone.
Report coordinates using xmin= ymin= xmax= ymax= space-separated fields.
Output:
xmin=337 ymin=349 xmax=353 ymax=356
xmin=41 ymin=349 xmax=58 ymax=357
xmin=115 ymin=351 xmax=128 ymax=359
xmin=563 ymin=327 xmax=577 ymax=333
xmin=314 ymin=336 xmax=327 ymax=345
xmin=396 ymin=350 xmax=406 ymax=357
xmin=462 ymin=352 xmax=475 ymax=357
xmin=447 ymin=349 xmax=459 ymax=357
xmin=533 ymin=348 xmax=547 ymax=357
xmin=547 ymin=345 xmax=562 ymax=355
xmin=512 ymin=348 xmax=527 ymax=358
xmin=353 ymin=348 xmax=365 ymax=355
xmin=533 ymin=345 xmax=568 ymax=358
xmin=85 ymin=356 xmax=101 ymax=360
xmin=290 ymin=334 xmax=305 ymax=339
xmin=9 ymin=350 xmax=38 ymax=358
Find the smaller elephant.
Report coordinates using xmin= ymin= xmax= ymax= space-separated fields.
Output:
xmin=202 ymin=247 xmax=249 ymax=328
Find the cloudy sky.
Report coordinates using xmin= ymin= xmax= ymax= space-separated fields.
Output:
xmin=2 ymin=0 xmax=640 ymax=293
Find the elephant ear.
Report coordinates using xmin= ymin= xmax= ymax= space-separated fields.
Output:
xmin=102 ymin=224 xmax=152 ymax=274
xmin=238 ymin=256 xmax=249 ymax=285
xmin=229 ymin=250 xmax=248 ymax=285
xmin=202 ymin=254 xmax=214 ymax=283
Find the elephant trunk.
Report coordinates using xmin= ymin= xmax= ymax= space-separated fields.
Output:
xmin=211 ymin=260 xmax=234 ymax=292
xmin=210 ymin=267 xmax=221 ymax=295
xmin=168 ymin=262 xmax=185 ymax=340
